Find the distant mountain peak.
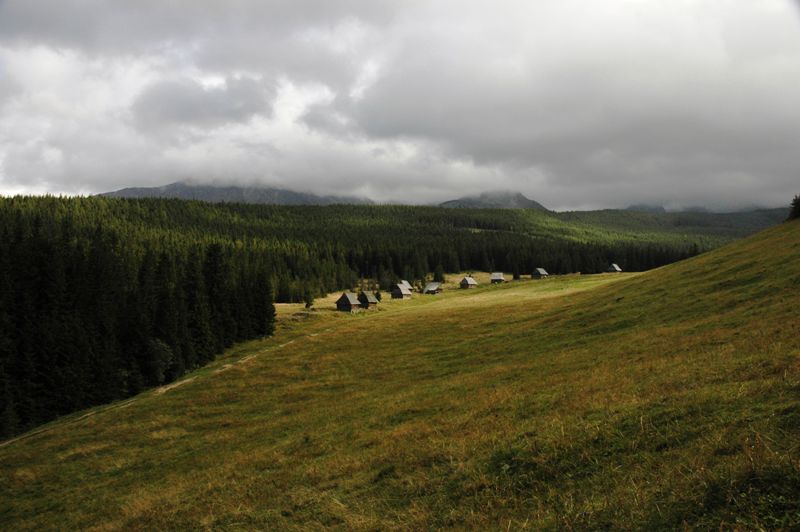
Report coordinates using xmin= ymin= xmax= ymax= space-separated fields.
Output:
xmin=626 ymin=204 xmax=667 ymax=214
xmin=100 ymin=182 xmax=374 ymax=206
xmin=439 ymin=190 xmax=548 ymax=210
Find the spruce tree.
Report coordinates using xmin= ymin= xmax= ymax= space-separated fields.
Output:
xmin=434 ymin=264 xmax=445 ymax=283
xmin=303 ymin=285 xmax=315 ymax=309
xmin=789 ymin=194 xmax=800 ymax=220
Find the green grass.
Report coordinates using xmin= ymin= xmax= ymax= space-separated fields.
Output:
xmin=2 ymin=221 xmax=799 ymax=530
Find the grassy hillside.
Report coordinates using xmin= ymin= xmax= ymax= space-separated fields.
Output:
xmin=1 ymin=220 xmax=798 ymax=529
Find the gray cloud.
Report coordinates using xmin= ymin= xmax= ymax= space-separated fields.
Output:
xmin=0 ymin=80 xmax=17 ymax=109
xmin=0 ymin=1 xmax=391 ymax=49
xmin=131 ymin=77 xmax=274 ymax=131
xmin=0 ymin=0 xmax=799 ymax=210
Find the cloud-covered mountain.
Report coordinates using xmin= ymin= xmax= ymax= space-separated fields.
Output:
xmin=101 ymin=182 xmax=374 ymax=206
xmin=1 ymin=2 xmax=799 ymax=210
xmin=626 ymin=204 xmax=668 ymax=214
xmin=439 ymin=191 xmax=548 ymax=210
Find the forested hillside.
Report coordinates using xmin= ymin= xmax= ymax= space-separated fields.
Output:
xmin=557 ymin=207 xmax=787 ymax=239
xmin=0 ymin=197 xmax=277 ymax=437
xmin=0 ymin=196 xmax=783 ymax=438
xmin=103 ymin=182 xmax=374 ymax=206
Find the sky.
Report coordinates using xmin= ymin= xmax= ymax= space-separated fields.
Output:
xmin=0 ymin=1 xmax=798 ymax=210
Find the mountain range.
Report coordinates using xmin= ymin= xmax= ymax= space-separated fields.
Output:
xmin=102 ymin=183 xmax=554 ymax=210
xmin=102 ymin=182 xmax=786 ymax=217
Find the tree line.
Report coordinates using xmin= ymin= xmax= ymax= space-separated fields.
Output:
xmin=0 ymin=196 xmax=709 ymax=437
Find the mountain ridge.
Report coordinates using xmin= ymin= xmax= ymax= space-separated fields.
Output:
xmin=101 ymin=182 xmax=375 ymax=206
xmin=439 ymin=190 xmax=549 ymax=210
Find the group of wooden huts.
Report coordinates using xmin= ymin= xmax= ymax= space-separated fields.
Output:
xmin=335 ymin=264 xmax=621 ymax=312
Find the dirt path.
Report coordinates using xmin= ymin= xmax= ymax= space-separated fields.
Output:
xmin=154 ymin=376 xmax=198 ymax=394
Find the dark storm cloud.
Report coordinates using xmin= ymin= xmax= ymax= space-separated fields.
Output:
xmin=0 ymin=0 xmax=393 ymax=49
xmin=0 ymin=0 xmax=799 ymax=209
xmin=131 ymin=77 xmax=274 ymax=131
xmin=0 ymin=0 xmax=391 ymax=86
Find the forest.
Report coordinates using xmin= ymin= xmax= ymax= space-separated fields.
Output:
xmin=0 ymin=196 xmax=772 ymax=437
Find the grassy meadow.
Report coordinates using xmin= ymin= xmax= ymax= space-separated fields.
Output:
xmin=1 ymin=221 xmax=799 ymax=529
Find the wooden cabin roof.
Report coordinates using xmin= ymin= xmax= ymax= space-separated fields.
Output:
xmin=359 ymin=291 xmax=379 ymax=304
xmin=423 ymin=282 xmax=442 ymax=292
xmin=393 ymin=285 xmax=412 ymax=295
xmin=337 ymin=292 xmax=360 ymax=305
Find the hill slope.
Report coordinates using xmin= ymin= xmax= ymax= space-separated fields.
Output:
xmin=555 ymin=207 xmax=787 ymax=240
xmin=102 ymin=182 xmax=374 ymax=205
xmin=0 ymin=196 xmax=784 ymax=439
xmin=1 ymin=221 xmax=799 ymax=529
xmin=97 ymin=186 xmax=786 ymax=247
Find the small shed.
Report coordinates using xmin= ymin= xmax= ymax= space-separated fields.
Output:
xmin=399 ymin=280 xmax=413 ymax=291
xmin=336 ymin=292 xmax=361 ymax=313
xmin=490 ymin=272 xmax=506 ymax=284
xmin=358 ymin=291 xmax=380 ymax=309
xmin=423 ymin=282 xmax=443 ymax=294
xmin=532 ymin=268 xmax=549 ymax=279
xmin=460 ymin=276 xmax=478 ymax=289
xmin=391 ymin=284 xmax=412 ymax=299
xmin=608 ymin=263 xmax=622 ymax=273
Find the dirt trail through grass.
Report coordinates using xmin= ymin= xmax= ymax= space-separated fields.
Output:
xmin=0 ymin=316 xmax=357 ymax=450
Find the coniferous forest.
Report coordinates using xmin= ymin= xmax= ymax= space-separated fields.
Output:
xmin=0 ymin=196 xmax=774 ymax=437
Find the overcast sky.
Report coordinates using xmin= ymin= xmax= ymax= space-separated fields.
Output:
xmin=0 ymin=1 xmax=798 ymax=210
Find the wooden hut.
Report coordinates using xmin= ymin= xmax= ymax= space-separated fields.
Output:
xmin=336 ymin=292 xmax=361 ymax=313
xmin=358 ymin=291 xmax=380 ymax=309
xmin=490 ymin=272 xmax=506 ymax=284
xmin=532 ymin=268 xmax=549 ymax=279
xmin=459 ymin=276 xmax=478 ymax=289
xmin=607 ymin=263 xmax=622 ymax=273
xmin=391 ymin=284 xmax=412 ymax=299
xmin=423 ymin=282 xmax=443 ymax=294
xmin=399 ymin=280 xmax=413 ymax=291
